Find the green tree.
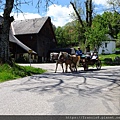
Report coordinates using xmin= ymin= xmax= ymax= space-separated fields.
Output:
xmin=107 ymin=0 xmax=120 ymax=48
xmin=55 ymin=21 xmax=83 ymax=47
xmin=55 ymin=27 xmax=64 ymax=47
xmin=70 ymin=0 xmax=94 ymax=50
xmin=101 ymin=12 xmax=120 ymax=38
xmin=84 ymin=20 xmax=108 ymax=50
xmin=85 ymin=11 xmax=120 ymax=50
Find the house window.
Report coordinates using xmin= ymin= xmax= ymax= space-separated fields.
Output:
xmin=105 ymin=43 xmax=107 ymax=48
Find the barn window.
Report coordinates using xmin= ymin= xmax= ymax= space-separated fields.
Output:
xmin=105 ymin=43 xmax=107 ymax=48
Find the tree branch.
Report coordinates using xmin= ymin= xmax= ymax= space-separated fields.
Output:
xmin=70 ymin=1 xmax=84 ymax=28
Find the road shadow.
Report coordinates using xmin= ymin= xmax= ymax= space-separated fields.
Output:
xmin=13 ymin=67 xmax=120 ymax=98
xmin=9 ymin=66 xmax=119 ymax=113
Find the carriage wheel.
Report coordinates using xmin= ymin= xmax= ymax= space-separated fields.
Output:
xmin=96 ymin=60 xmax=102 ymax=69
xmin=83 ymin=63 xmax=88 ymax=71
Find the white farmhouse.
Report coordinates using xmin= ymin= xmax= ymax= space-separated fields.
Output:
xmin=98 ymin=34 xmax=116 ymax=54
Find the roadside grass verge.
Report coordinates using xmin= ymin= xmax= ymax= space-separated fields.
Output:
xmin=0 ymin=64 xmax=46 ymax=83
xmin=99 ymin=54 xmax=120 ymax=61
xmin=99 ymin=53 xmax=120 ymax=66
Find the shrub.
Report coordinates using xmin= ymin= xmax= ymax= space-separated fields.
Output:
xmin=115 ymin=50 xmax=120 ymax=54
xmin=104 ymin=58 xmax=113 ymax=65
xmin=113 ymin=56 xmax=120 ymax=65
xmin=103 ymin=56 xmax=120 ymax=65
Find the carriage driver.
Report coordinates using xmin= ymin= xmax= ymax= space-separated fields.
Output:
xmin=76 ymin=47 xmax=83 ymax=57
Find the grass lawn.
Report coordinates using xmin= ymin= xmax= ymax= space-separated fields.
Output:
xmin=99 ymin=53 xmax=120 ymax=66
xmin=99 ymin=53 xmax=120 ymax=61
xmin=0 ymin=64 xmax=46 ymax=83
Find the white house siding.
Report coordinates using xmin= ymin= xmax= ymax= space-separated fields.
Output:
xmin=98 ymin=40 xmax=116 ymax=54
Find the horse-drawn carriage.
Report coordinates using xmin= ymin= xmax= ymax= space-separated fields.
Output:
xmin=80 ymin=53 xmax=102 ymax=71
xmin=50 ymin=50 xmax=102 ymax=73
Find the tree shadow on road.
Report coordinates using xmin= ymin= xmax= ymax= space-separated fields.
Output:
xmin=13 ymin=67 xmax=120 ymax=99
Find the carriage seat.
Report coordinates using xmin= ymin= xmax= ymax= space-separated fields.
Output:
xmin=85 ymin=53 xmax=92 ymax=60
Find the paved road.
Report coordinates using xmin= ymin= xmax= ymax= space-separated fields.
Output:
xmin=0 ymin=63 xmax=120 ymax=115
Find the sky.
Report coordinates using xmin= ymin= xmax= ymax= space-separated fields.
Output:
xmin=0 ymin=0 xmax=109 ymax=27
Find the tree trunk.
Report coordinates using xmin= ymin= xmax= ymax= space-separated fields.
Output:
xmin=85 ymin=0 xmax=93 ymax=27
xmin=70 ymin=0 xmax=93 ymax=48
xmin=85 ymin=0 xmax=89 ymax=26
xmin=0 ymin=0 xmax=14 ymax=63
xmin=89 ymin=0 xmax=92 ymax=27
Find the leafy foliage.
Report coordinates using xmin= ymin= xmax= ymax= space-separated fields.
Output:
xmin=84 ymin=14 xmax=108 ymax=49
xmin=55 ymin=20 xmax=85 ymax=48
xmin=55 ymin=11 xmax=120 ymax=51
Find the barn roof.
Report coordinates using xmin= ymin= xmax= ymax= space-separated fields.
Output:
xmin=9 ymin=27 xmax=37 ymax=54
xmin=12 ymin=16 xmax=49 ymax=35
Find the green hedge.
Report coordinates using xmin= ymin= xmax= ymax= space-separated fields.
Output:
xmin=103 ymin=56 xmax=120 ymax=65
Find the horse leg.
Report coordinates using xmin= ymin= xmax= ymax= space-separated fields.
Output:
xmin=55 ymin=62 xmax=58 ymax=73
xmin=65 ymin=63 xmax=68 ymax=73
xmin=71 ymin=63 xmax=77 ymax=72
xmin=77 ymin=59 xmax=79 ymax=66
xmin=61 ymin=63 xmax=64 ymax=73
xmin=69 ymin=64 xmax=73 ymax=72
xmin=75 ymin=64 xmax=77 ymax=72
xmin=77 ymin=56 xmax=80 ymax=66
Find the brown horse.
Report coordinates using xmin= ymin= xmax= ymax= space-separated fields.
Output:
xmin=50 ymin=52 xmax=64 ymax=73
xmin=55 ymin=58 xmax=65 ymax=73
xmin=58 ymin=52 xmax=80 ymax=72
xmin=50 ymin=52 xmax=59 ymax=62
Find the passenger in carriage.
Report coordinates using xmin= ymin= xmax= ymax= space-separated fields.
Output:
xmin=91 ymin=53 xmax=98 ymax=62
